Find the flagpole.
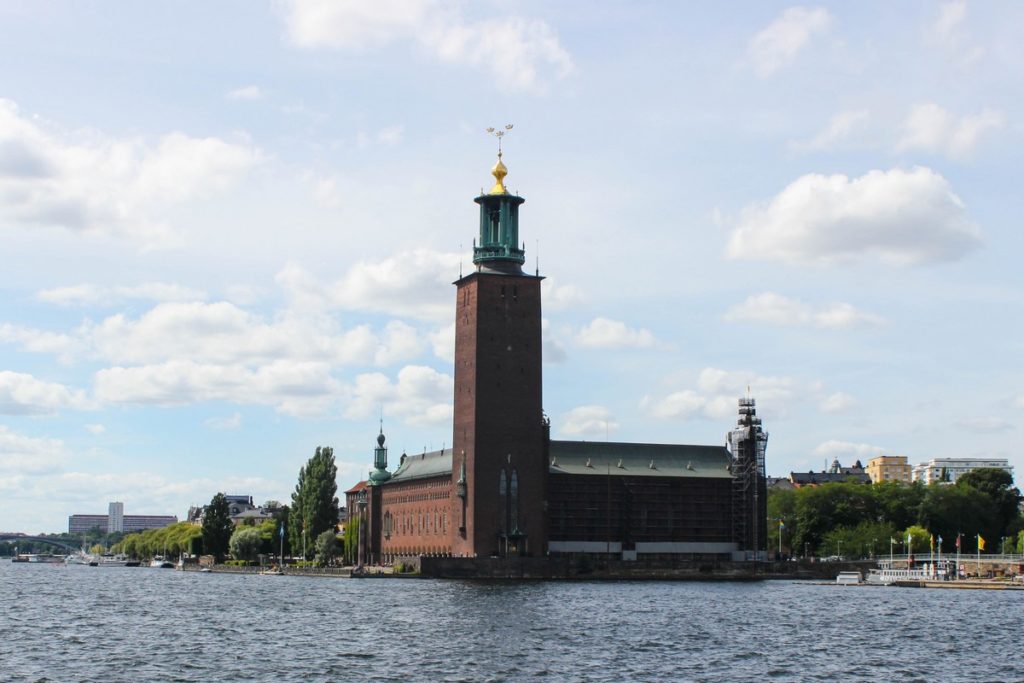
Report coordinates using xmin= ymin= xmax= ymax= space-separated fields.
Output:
xmin=977 ymin=534 xmax=981 ymax=578
xmin=956 ymin=532 xmax=961 ymax=581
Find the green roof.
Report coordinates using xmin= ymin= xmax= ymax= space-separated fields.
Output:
xmin=388 ymin=448 xmax=452 ymax=483
xmin=549 ymin=440 xmax=733 ymax=479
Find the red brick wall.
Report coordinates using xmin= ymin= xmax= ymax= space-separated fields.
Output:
xmin=379 ymin=474 xmax=453 ymax=560
xmin=451 ymin=271 xmax=547 ymax=557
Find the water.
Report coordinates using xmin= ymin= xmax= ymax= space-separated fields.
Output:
xmin=3 ymin=561 xmax=1022 ymax=683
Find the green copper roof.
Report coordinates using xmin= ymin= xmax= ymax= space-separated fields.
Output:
xmin=388 ymin=448 xmax=452 ymax=483
xmin=549 ymin=440 xmax=733 ymax=479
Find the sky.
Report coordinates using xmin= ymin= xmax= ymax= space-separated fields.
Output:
xmin=1 ymin=1 xmax=1022 ymax=533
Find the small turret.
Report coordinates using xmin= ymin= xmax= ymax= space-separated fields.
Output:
xmin=368 ymin=424 xmax=391 ymax=484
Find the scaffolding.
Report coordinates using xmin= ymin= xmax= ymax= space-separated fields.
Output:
xmin=728 ymin=398 xmax=768 ymax=559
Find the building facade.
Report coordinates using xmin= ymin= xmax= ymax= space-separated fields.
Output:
xmin=69 ymin=509 xmax=177 ymax=534
xmin=911 ymin=458 xmax=1013 ymax=484
xmin=108 ymin=502 xmax=124 ymax=533
xmin=349 ymin=151 xmax=768 ymax=566
xmin=866 ymin=455 xmax=912 ymax=484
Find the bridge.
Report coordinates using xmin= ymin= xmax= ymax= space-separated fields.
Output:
xmin=0 ymin=535 xmax=80 ymax=553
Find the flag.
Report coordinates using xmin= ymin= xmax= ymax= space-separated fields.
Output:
xmin=938 ymin=535 xmax=943 ymax=547
xmin=779 ymin=519 xmax=785 ymax=529
xmin=279 ymin=523 xmax=285 ymax=538
xmin=930 ymin=534 xmax=935 ymax=550
xmin=955 ymin=534 xmax=961 ymax=549
xmin=978 ymin=535 xmax=986 ymax=551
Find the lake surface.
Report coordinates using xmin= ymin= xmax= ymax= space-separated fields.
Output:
xmin=3 ymin=561 xmax=1021 ymax=683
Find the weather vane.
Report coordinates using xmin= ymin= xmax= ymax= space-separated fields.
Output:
xmin=485 ymin=123 xmax=514 ymax=155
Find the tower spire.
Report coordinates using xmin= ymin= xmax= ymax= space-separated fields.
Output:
xmin=474 ymin=124 xmax=525 ymax=271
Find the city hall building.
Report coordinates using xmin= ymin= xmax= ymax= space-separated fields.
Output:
xmin=346 ymin=151 xmax=768 ymax=569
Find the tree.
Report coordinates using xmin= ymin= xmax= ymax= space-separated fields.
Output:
xmin=957 ymin=468 xmax=1022 ymax=537
xmin=344 ymin=515 xmax=359 ymax=566
xmin=229 ymin=527 xmax=263 ymax=563
xmin=202 ymin=492 xmax=235 ymax=560
xmin=315 ymin=530 xmax=340 ymax=566
xmin=290 ymin=446 xmax=339 ymax=559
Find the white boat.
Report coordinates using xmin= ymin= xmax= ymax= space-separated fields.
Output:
xmin=836 ymin=570 xmax=862 ymax=585
xmin=17 ymin=554 xmax=64 ymax=564
xmin=865 ymin=559 xmax=951 ymax=585
xmin=149 ymin=556 xmax=174 ymax=569
xmin=64 ymin=552 xmax=93 ymax=565
xmin=92 ymin=554 xmax=137 ymax=567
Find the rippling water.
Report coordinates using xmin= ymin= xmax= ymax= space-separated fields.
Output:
xmin=3 ymin=561 xmax=1022 ymax=682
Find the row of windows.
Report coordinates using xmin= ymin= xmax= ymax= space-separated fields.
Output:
xmin=382 ymin=508 xmax=450 ymax=539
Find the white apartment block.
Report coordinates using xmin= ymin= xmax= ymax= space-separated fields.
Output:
xmin=911 ymin=458 xmax=1013 ymax=484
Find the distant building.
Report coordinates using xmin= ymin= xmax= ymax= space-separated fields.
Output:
xmin=911 ymin=458 xmax=1013 ymax=484
xmin=187 ymin=495 xmax=278 ymax=527
xmin=69 ymin=503 xmax=177 ymax=534
xmin=866 ymin=455 xmax=912 ymax=484
xmin=767 ymin=476 xmax=795 ymax=492
xmin=68 ymin=514 xmax=108 ymax=534
xmin=789 ymin=458 xmax=870 ymax=487
xmin=108 ymin=502 xmax=124 ymax=532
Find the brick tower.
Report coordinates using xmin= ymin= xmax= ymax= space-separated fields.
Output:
xmin=451 ymin=147 xmax=547 ymax=558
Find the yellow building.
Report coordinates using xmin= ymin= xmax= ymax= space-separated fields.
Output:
xmin=866 ymin=455 xmax=912 ymax=484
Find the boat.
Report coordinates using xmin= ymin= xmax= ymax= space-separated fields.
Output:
xmin=865 ymin=559 xmax=952 ymax=585
xmin=64 ymin=552 xmax=93 ymax=565
xmin=836 ymin=570 xmax=862 ymax=585
xmin=259 ymin=568 xmax=283 ymax=576
xmin=23 ymin=552 xmax=65 ymax=565
xmin=92 ymin=554 xmax=139 ymax=567
xmin=149 ymin=556 xmax=174 ymax=569
xmin=15 ymin=553 xmax=65 ymax=564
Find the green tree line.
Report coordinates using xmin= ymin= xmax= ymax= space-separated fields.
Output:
xmin=768 ymin=468 xmax=1024 ymax=558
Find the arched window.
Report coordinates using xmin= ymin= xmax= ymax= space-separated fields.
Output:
xmin=510 ymin=469 xmax=519 ymax=532
xmin=499 ymin=470 xmax=508 ymax=533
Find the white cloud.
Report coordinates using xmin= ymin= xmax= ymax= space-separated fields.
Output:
xmin=0 ymin=324 xmax=83 ymax=362
xmin=85 ymin=424 xmax=106 ymax=435
xmin=897 ymin=103 xmax=1004 ymax=159
xmin=0 ymin=426 xmax=68 ymax=475
xmin=931 ymin=1 xmax=966 ymax=43
xmin=357 ymin=125 xmax=405 ymax=148
xmin=727 ymin=166 xmax=981 ymax=266
xmin=0 ymin=371 xmax=91 ymax=415
xmin=791 ymin=109 xmax=869 ymax=152
xmin=559 ymin=405 xmax=619 ymax=438
xmin=93 ymin=359 xmax=344 ymax=416
xmin=281 ymin=0 xmax=573 ymax=93
xmin=813 ymin=439 xmax=885 ymax=462
xmin=748 ymin=6 xmax=831 ymax=77
xmin=542 ymin=279 xmax=586 ymax=311
xmin=820 ymin=392 xmax=856 ymax=414
xmin=644 ymin=367 xmax=801 ymax=421
xmin=1016 ymin=395 xmax=1024 ymax=410
xmin=725 ymin=292 xmax=883 ymax=329
xmin=226 ymin=85 xmax=264 ymax=101
xmin=576 ymin=317 xmax=657 ymax=350
xmin=956 ymin=416 xmax=1013 ymax=433
xmin=344 ymin=365 xmax=453 ymax=427
xmin=37 ymin=282 xmax=207 ymax=307
xmin=0 ymin=99 xmax=261 ymax=246
xmin=204 ymin=412 xmax=242 ymax=430
xmin=429 ymin=322 xmax=455 ymax=362
xmin=542 ymin=318 xmax=567 ymax=364
xmin=325 ymin=250 xmax=461 ymax=321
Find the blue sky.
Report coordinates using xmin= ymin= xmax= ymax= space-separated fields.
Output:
xmin=1 ymin=1 xmax=1021 ymax=533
